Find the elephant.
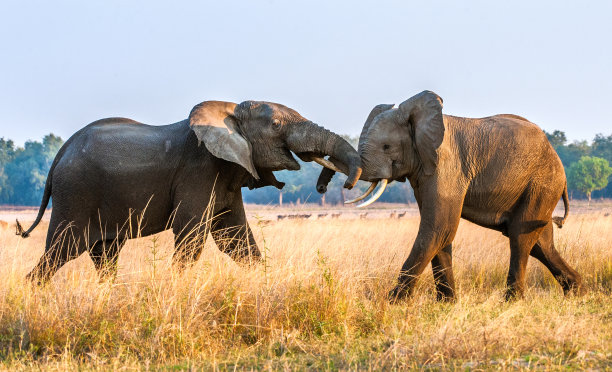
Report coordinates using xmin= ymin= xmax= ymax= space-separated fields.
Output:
xmin=317 ymin=90 xmax=582 ymax=301
xmin=17 ymin=100 xmax=361 ymax=283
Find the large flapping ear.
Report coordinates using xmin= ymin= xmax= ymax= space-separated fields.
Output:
xmin=358 ymin=103 xmax=395 ymax=152
xmin=189 ymin=101 xmax=259 ymax=179
xmin=397 ymin=91 xmax=444 ymax=176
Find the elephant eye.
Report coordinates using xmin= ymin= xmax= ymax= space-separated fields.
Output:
xmin=383 ymin=144 xmax=390 ymax=150
xmin=272 ymin=119 xmax=281 ymax=126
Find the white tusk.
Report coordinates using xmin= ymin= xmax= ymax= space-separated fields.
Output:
xmin=312 ymin=157 xmax=343 ymax=173
xmin=356 ymin=179 xmax=388 ymax=208
xmin=344 ymin=182 xmax=377 ymax=204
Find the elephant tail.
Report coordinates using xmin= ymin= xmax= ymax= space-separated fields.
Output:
xmin=16 ymin=169 xmax=53 ymax=238
xmin=15 ymin=135 xmax=73 ymax=238
xmin=552 ymin=183 xmax=569 ymax=229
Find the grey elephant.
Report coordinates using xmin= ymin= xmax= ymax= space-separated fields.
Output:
xmin=317 ymin=91 xmax=581 ymax=301
xmin=17 ymin=100 xmax=361 ymax=283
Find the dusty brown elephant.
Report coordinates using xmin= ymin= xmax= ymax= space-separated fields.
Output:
xmin=317 ymin=91 xmax=582 ymax=301
xmin=17 ymin=100 xmax=361 ymax=283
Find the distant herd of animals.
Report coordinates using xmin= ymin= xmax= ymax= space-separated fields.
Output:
xmin=13 ymin=90 xmax=582 ymax=302
xmin=275 ymin=210 xmax=408 ymax=220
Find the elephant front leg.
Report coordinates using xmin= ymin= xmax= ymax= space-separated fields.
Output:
xmin=431 ymin=244 xmax=456 ymax=301
xmin=172 ymin=223 xmax=207 ymax=270
xmin=211 ymin=205 xmax=261 ymax=264
xmin=389 ymin=202 xmax=461 ymax=302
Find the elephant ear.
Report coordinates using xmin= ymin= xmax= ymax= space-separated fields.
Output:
xmin=398 ymin=91 xmax=445 ymax=176
xmin=189 ymin=101 xmax=259 ymax=179
xmin=358 ymin=103 xmax=395 ymax=152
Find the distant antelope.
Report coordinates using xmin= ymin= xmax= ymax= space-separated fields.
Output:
xmin=277 ymin=215 xmax=287 ymax=221
xmin=359 ymin=212 xmax=368 ymax=219
xmin=397 ymin=211 xmax=407 ymax=218
xmin=288 ymin=214 xmax=311 ymax=219
xmin=389 ymin=211 xmax=397 ymax=219
xmin=331 ymin=213 xmax=341 ymax=219
xmin=0 ymin=220 xmax=8 ymax=230
xmin=317 ymin=213 xmax=328 ymax=219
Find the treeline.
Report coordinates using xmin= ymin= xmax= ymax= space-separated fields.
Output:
xmin=0 ymin=135 xmax=64 ymax=206
xmin=0 ymin=131 xmax=610 ymax=206
xmin=545 ymin=131 xmax=612 ymax=200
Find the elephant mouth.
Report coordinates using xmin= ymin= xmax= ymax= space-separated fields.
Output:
xmin=344 ymin=179 xmax=388 ymax=208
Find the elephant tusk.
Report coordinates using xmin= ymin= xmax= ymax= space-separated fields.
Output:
xmin=344 ymin=182 xmax=377 ymax=204
xmin=312 ymin=157 xmax=343 ymax=173
xmin=356 ymin=179 xmax=388 ymax=208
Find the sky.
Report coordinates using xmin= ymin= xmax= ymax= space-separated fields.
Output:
xmin=1 ymin=0 xmax=611 ymax=145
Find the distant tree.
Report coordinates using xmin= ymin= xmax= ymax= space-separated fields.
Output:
xmin=545 ymin=130 xmax=567 ymax=148
xmin=0 ymin=138 xmax=16 ymax=202
xmin=3 ymin=134 xmax=64 ymax=205
xmin=591 ymin=134 xmax=612 ymax=198
xmin=556 ymin=140 xmax=591 ymax=168
xmin=567 ymin=156 xmax=612 ymax=202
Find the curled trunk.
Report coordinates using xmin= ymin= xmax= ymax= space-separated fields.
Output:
xmin=286 ymin=121 xmax=361 ymax=189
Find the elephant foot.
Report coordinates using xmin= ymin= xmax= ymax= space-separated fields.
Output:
xmin=25 ymin=269 xmax=50 ymax=287
xmin=561 ymin=276 xmax=585 ymax=297
xmin=435 ymin=290 xmax=457 ymax=303
xmin=504 ymin=286 xmax=525 ymax=301
xmin=388 ymin=284 xmax=410 ymax=304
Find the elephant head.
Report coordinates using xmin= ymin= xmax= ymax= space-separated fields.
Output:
xmin=316 ymin=90 xmax=444 ymax=206
xmin=189 ymin=100 xmax=361 ymax=189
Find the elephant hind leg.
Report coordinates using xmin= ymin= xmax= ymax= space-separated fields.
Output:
xmin=431 ymin=244 xmax=456 ymax=301
xmin=27 ymin=221 xmax=86 ymax=284
xmin=529 ymin=221 xmax=582 ymax=295
xmin=505 ymin=191 xmax=554 ymax=300
xmin=88 ymin=238 xmax=124 ymax=281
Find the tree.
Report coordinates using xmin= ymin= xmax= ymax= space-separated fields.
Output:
xmin=2 ymin=134 xmax=64 ymax=205
xmin=567 ymin=156 xmax=612 ymax=202
xmin=0 ymin=138 xmax=16 ymax=202
xmin=556 ymin=140 xmax=591 ymax=168
xmin=545 ymin=130 xmax=567 ymax=148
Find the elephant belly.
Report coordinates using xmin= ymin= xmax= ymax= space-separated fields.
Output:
xmin=461 ymin=204 xmax=510 ymax=234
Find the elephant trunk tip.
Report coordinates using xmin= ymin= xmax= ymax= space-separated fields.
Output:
xmin=343 ymin=166 xmax=362 ymax=189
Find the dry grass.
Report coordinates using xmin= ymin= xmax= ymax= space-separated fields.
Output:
xmin=0 ymin=209 xmax=611 ymax=370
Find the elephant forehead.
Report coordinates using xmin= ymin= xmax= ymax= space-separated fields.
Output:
xmin=365 ymin=115 xmax=402 ymax=142
xmin=241 ymin=101 xmax=305 ymax=122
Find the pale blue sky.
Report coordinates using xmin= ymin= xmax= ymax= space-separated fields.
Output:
xmin=1 ymin=0 xmax=610 ymax=145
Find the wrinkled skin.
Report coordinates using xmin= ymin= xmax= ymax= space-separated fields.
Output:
xmin=19 ymin=100 xmax=361 ymax=283
xmin=318 ymin=91 xmax=582 ymax=301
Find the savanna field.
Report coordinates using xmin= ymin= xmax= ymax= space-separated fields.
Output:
xmin=0 ymin=203 xmax=611 ymax=370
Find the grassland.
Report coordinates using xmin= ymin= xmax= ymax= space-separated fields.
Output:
xmin=0 ymin=205 xmax=611 ymax=370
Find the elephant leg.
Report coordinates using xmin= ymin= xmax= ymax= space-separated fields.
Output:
xmin=27 ymin=219 xmax=86 ymax=284
xmin=389 ymin=201 xmax=462 ymax=302
xmin=210 ymin=199 xmax=261 ymax=264
xmin=431 ymin=244 xmax=456 ymax=301
xmin=505 ymin=234 xmax=534 ymax=300
xmin=172 ymin=222 xmax=207 ymax=270
xmin=88 ymin=238 xmax=124 ymax=281
xmin=505 ymin=196 xmax=551 ymax=300
xmin=529 ymin=221 xmax=583 ymax=295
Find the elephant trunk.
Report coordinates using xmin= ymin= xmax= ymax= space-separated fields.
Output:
xmin=286 ymin=121 xmax=361 ymax=189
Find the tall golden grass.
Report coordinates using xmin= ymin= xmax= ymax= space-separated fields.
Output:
xmin=0 ymin=209 xmax=611 ymax=369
